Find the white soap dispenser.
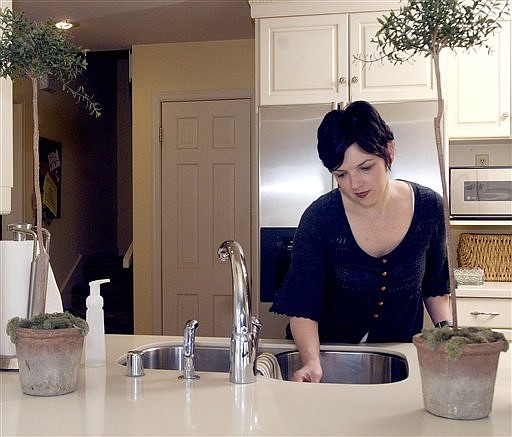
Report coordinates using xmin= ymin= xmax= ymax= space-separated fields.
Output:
xmin=85 ymin=278 xmax=110 ymax=367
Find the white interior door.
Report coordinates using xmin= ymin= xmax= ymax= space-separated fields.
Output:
xmin=161 ymin=98 xmax=251 ymax=336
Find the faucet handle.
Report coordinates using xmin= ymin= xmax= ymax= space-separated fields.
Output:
xmin=251 ymin=317 xmax=262 ymax=336
xmin=251 ymin=316 xmax=262 ymax=352
xmin=251 ymin=316 xmax=263 ymax=358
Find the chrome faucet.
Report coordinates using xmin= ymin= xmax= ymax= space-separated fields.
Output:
xmin=179 ymin=319 xmax=200 ymax=380
xmin=217 ymin=240 xmax=261 ymax=384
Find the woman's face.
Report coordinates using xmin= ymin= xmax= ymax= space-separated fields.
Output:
xmin=332 ymin=142 xmax=394 ymax=207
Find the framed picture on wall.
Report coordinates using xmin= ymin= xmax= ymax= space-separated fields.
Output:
xmin=39 ymin=137 xmax=62 ymax=225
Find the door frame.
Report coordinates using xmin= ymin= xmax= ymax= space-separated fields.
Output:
xmin=151 ymin=89 xmax=256 ymax=334
xmin=1 ymin=102 xmax=24 ymax=239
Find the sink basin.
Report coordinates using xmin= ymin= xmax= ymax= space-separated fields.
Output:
xmin=119 ymin=344 xmax=408 ymax=384
xmin=119 ymin=344 xmax=231 ymax=372
xmin=274 ymin=350 xmax=408 ymax=384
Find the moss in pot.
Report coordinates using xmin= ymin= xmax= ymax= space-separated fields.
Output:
xmin=6 ymin=312 xmax=89 ymax=396
xmin=419 ymin=326 xmax=508 ymax=362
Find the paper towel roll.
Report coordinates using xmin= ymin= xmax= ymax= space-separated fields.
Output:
xmin=0 ymin=240 xmax=63 ymax=357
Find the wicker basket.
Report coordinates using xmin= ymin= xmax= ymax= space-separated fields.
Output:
xmin=457 ymin=233 xmax=512 ymax=281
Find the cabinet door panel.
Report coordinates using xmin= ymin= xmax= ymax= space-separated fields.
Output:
xmin=446 ymin=21 xmax=511 ymax=137
xmin=259 ymin=15 xmax=348 ymax=105
xmin=349 ymin=12 xmax=437 ymax=102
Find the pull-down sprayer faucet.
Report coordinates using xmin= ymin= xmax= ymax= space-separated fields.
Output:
xmin=217 ymin=240 xmax=261 ymax=384
xmin=179 ymin=319 xmax=200 ymax=380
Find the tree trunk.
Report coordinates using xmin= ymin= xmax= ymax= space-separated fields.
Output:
xmin=30 ymin=76 xmax=48 ymax=316
xmin=432 ymin=52 xmax=458 ymax=327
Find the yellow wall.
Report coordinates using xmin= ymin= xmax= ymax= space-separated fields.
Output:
xmin=131 ymin=39 xmax=255 ymax=333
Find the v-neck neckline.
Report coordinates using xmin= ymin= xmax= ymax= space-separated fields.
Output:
xmin=335 ymin=181 xmax=418 ymax=260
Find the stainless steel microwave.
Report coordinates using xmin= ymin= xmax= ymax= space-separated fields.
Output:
xmin=450 ymin=167 xmax=512 ymax=219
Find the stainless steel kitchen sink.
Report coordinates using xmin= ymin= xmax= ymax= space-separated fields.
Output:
xmin=119 ymin=344 xmax=231 ymax=372
xmin=119 ymin=344 xmax=408 ymax=384
xmin=275 ymin=350 xmax=408 ymax=384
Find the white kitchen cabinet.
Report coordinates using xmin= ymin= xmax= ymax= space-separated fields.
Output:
xmin=349 ymin=12 xmax=437 ymax=103
xmin=445 ymin=21 xmax=511 ymax=138
xmin=455 ymin=282 xmax=512 ymax=340
xmin=258 ymin=14 xmax=348 ymax=105
xmin=258 ymin=12 xmax=436 ymax=106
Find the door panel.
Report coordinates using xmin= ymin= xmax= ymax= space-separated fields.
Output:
xmin=259 ymin=14 xmax=348 ymax=105
xmin=161 ymin=99 xmax=251 ymax=336
xmin=349 ymin=12 xmax=436 ymax=102
xmin=445 ymin=21 xmax=510 ymax=137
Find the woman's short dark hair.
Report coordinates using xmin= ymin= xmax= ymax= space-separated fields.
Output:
xmin=317 ymin=101 xmax=394 ymax=172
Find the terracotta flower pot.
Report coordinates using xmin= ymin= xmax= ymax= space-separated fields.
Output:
xmin=413 ymin=333 xmax=504 ymax=420
xmin=15 ymin=327 xmax=84 ymax=396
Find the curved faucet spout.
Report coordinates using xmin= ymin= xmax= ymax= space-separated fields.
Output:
xmin=218 ymin=240 xmax=260 ymax=384
xmin=218 ymin=241 xmax=251 ymax=335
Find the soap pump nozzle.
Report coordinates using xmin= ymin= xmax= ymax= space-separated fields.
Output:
xmin=87 ymin=279 xmax=110 ymax=306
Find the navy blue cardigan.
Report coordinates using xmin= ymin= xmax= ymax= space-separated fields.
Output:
xmin=270 ymin=182 xmax=450 ymax=343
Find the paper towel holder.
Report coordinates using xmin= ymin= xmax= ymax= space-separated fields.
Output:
xmin=7 ymin=223 xmax=51 ymax=319
xmin=10 ymin=223 xmax=36 ymax=241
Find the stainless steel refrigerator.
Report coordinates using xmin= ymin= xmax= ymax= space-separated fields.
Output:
xmin=259 ymin=100 xmax=442 ymax=229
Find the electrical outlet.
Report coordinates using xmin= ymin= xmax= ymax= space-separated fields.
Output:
xmin=475 ymin=154 xmax=489 ymax=167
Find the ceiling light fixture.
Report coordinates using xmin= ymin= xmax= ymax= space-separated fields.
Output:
xmin=55 ymin=20 xmax=79 ymax=30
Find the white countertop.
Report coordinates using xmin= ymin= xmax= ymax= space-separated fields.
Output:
xmin=1 ymin=334 xmax=511 ymax=436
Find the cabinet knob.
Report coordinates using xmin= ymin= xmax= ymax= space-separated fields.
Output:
xmin=351 ymin=76 xmax=359 ymax=84
xmin=502 ymin=112 xmax=510 ymax=120
xmin=339 ymin=77 xmax=347 ymax=84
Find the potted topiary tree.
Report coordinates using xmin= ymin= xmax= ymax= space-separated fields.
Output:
xmin=363 ymin=0 xmax=509 ymax=420
xmin=0 ymin=7 xmax=100 ymax=395
xmin=0 ymin=7 xmax=101 ymax=315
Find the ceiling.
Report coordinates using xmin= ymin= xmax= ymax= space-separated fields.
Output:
xmin=12 ymin=0 xmax=255 ymax=51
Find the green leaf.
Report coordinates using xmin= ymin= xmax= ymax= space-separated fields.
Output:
xmin=0 ymin=7 xmax=101 ymax=116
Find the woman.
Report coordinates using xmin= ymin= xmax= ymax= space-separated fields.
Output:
xmin=270 ymin=101 xmax=452 ymax=382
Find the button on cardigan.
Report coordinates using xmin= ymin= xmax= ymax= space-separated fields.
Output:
xmin=270 ymin=182 xmax=450 ymax=344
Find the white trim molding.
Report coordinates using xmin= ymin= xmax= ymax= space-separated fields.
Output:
xmin=0 ymin=0 xmax=13 ymax=215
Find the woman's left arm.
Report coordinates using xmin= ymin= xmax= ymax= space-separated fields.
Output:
xmin=424 ymin=294 xmax=452 ymax=326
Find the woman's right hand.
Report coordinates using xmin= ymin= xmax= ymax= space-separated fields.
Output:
xmin=292 ymin=359 xmax=323 ymax=383
xmin=289 ymin=317 xmax=323 ymax=382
